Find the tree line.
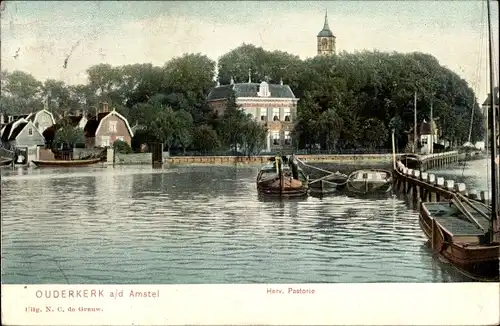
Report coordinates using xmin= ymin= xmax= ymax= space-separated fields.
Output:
xmin=0 ymin=44 xmax=486 ymax=153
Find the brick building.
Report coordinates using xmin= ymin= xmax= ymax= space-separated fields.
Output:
xmin=207 ymin=78 xmax=299 ymax=153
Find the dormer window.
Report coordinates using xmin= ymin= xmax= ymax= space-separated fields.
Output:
xmin=284 ymin=108 xmax=291 ymax=122
xmin=257 ymin=81 xmax=270 ymax=97
xmin=272 ymin=108 xmax=280 ymax=121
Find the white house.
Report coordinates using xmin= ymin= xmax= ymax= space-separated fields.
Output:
xmin=419 ymin=119 xmax=439 ymax=154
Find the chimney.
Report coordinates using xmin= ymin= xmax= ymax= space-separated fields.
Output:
xmin=280 ymin=78 xmax=283 ymax=86
xmin=0 ymin=114 xmax=4 ymax=125
xmin=230 ymin=76 xmax=234 ymax=85
xmin=216 ymin=79 xmax=220 ymax=87
xmin=102 ymin=102 xmax=109 ymax=113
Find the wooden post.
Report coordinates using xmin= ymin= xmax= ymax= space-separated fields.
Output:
xmin=391 ymin=129 xmax=396 ymax=170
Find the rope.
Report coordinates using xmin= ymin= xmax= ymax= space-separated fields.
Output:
xmin=294 ymin=156 xmax=349 ymax=186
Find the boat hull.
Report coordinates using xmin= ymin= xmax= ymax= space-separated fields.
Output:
xmin=0 ymin=158 xmax=13 ymax=166
xmin=256 ymin=177 xmax=308 ymax=198
xmin=31 ymin=158 xmax=103 ymax=167
xmin=399 ymin=154 xmax=422 ymax=169
xmin=346 ymin=180 xmax=393 ymax=194
xmin=419 ymin=203 xmax=499 ymax=281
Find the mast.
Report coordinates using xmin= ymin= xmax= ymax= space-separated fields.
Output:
xmin=414 ymin=91 xmax=417 ymax=153
xmin=430 ymin=99 xmax=434 ymax=154
xmin=486 ymin=0 xmax=498 ymax=239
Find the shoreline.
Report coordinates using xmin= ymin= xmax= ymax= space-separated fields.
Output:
xmin=164 ymin=154 xmax=394 ymax=165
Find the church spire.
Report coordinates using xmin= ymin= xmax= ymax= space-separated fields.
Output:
xmin=323 ymin=9 xmax=329 ymax=30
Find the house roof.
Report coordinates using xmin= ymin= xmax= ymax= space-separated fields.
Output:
xmin=207 ymin=83 xmax=297 ymax=101
xmin=65 ymin=115 xmax=87 ymax=127
xmin=8 ymin=122 xmax=28 ymax=141
xmin=419 ymin=119 xmax=438 ymax=135
xmin=482 ymin=86 xmax=499 ymax=106
xmin=0 ymin=121 xmax=15 ymax=141
xmin=27 ymin=109 xmax=56 ymax=124
xmin=84 ymin=110 xmax=134 ymax=138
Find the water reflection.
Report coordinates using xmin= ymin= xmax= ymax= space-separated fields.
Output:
xmin=0 ymin=164 xmax=480 ymax=284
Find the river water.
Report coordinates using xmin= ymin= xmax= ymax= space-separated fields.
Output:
xmin=1 ymin=159 xmax=491 ymax=284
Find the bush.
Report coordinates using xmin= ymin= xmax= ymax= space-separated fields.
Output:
xmin=113 ymin=140 xmax=132 ymax=154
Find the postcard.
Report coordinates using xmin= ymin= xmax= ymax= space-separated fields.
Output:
xmin=1 ymin=1 xmax=499 ymax=325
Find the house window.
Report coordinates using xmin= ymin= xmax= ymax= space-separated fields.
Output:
xmin=284 ymin=131 xmax=291 ymax=145
xmin=284 ymin=108 xmax=291 ymax=122
xmin=260 ymin=108 xmax=267 ymax=121
xmin=101 ymin=136 xmax=110 ymax=147
xmin=272 ymin=108 xmax=280 ymax=121
xmin=272 ymin=131 xmax=280 ymax=145
xmin=108 ymin=121 xmax=117 ymax=133
xmin=28 ymin=128 xmax=33 ymax=136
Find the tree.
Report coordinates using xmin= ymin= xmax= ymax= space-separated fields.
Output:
xmin=217 ymin=90 xmax=248 ymax=152
xmin=362 ymin=118 xmax=388 ymax=149
xmin=53 ymin=123 xmax=85 ymax=149
xmin=318 ymin=108 xmax=343 ymax=151
xmin=175 ymin=109 xmax=194 ymax=153
xmin=242 ymin=120 xmax=267 ymax=156
xmin=113 ymin=139 xmax=133 ymax=154
xmin=192 ymin=125 xmax=221 ymax=152
xmin=1 ymin=71 xmax=43 ymax=114
xmin=42 ymin=79 xmax=71 ymax=114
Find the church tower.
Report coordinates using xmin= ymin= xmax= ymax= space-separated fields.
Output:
xmin=317 ymin=10 xmax=336 ymax=56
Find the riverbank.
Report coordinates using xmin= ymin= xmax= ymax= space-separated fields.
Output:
xmin=165 ymin=153 xmax=393 ymax=165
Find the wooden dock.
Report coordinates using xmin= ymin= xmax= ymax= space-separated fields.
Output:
xmin=393 ymin=151 xmax=489 ymax=207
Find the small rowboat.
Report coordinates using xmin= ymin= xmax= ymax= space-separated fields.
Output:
xmin=31 ymin=158 xmax=103 ymax=167
xmin=399 ymin=154 xmax=422 ymax=169
xmin=308 ymin=171 xmax=348 ymax=196
xmin=0 ymin=158 xmax=13 ymax=166
xmin=346 ymin=169 xmax=393 ymax=194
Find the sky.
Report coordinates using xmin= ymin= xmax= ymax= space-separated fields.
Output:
xmin=0 ymin=0 xmax=499 ymax=102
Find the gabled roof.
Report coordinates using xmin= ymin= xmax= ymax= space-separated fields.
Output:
xmin=1 ymin=118 xmax=28 ymax=141
xmin=419 ymin=119 xmax=438 ymax=135
xmin=0 ymin=121 xmax=15 ymax=141
xmin=27 ymin=109 xmax=56 ymax=124
xmin=84 ymin=110 xmax=134 ymax=138
xmin=8 ymin=122 xmax=28 ymax=141
xmin=207 ymin=83 xmax=297 ymax=101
